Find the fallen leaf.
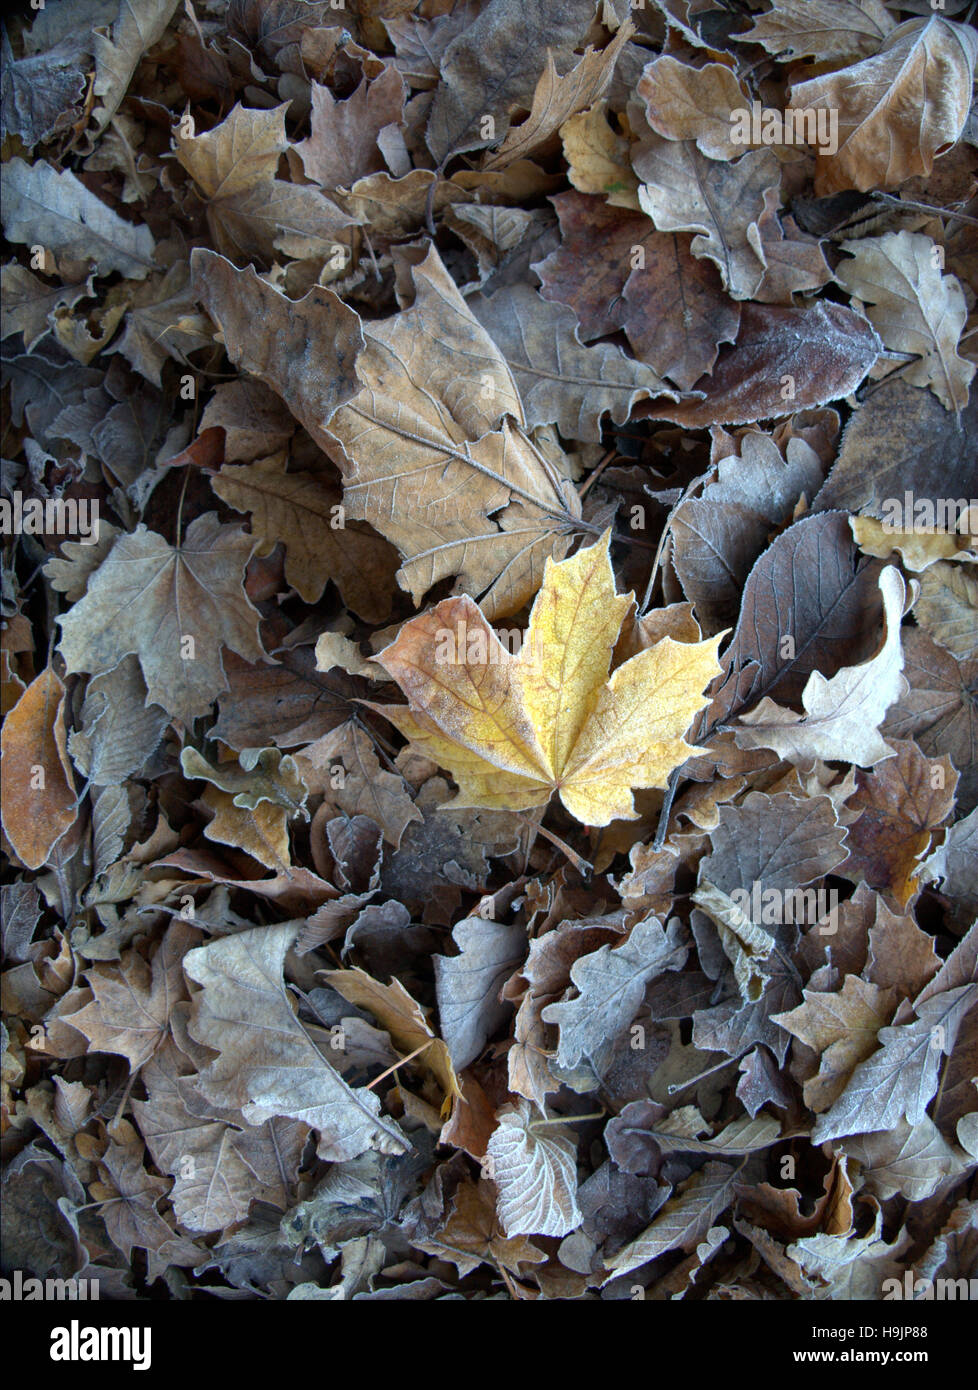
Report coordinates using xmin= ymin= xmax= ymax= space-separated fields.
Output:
xmin=840 ymin=739 xmax=957 ymax=906
xmin=57 ymin=513 xmax=267 ymax=725
xmin=637 ymin=56 xmax=749 ymax=161
xmin=634 ymin=137 xmax=780 ymax=300
xmin=1 ymin=158 xmax=156 ymax=279
xmin=791 ymin=17 xmax=978 ymax=194
xmin=184 ymin=923 xmax=409 ymax=1160
xmin=835 ymin=231 xmax=975 ymax=412
xmin=0 ymin=669 xmax=77 ymax=871
xmin=742 ymin=0 xmax=896 ymax=64
xmin=486 ymin=1099 xmax=582 ymax=1237
xmin=371 ymin=531 xmax=724 ymax=826
xmin=325 ymin=245 xmax=584 ymax=618
xmin=425 ymin=0 xmax=598 ymax=163
xmin=733 ymin=565 xmax=908 ymax=766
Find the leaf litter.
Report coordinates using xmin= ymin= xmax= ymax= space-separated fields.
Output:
xmin=1 ymin=0 xmax=976 ymax=1306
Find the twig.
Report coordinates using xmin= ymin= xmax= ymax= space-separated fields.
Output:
xmin=365 ymin=1039 xmax=432 ymax=1090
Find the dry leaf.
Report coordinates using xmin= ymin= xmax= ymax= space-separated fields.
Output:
xmin=57 ymin=513 xmax=266 ymax=725
xmin=371 ymin=532 xmax=724 ymax=826
xmin=835 ymin=231 xmax=975 ymax=412
xmin=0 ymin=669 xmax=77 ymax=870
xmin=791 ymin=17 xmax=978 ymax=195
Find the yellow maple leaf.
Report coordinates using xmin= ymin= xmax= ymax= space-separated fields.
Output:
xmin=370 ymin=532 xmax=724 ymax=826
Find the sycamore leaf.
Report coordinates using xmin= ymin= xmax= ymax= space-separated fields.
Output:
xmin=64 ymin=920 xmax=198 ymax=1072
xmin=293 ymin=69 xmax=405 ymax=190
xmin=175 ymin=103 xmax=352 ymax=262
xmin=603 ymin=1161 xmax=740 ymax=1284
xmin=57 ymin=513 xmax=266 ymax=726
xmin=0 ymin=264 xmax=93 ymax=353
xmin=787 ymin=1206 xmax=909 ymax=1300
xmin=370 ymin=531 xmax=724 ymax=826
xmin=0 ymin=669 xmax=77 ymax=870
xmin=321 ymin=966 xmax=460 ymax=1108
xmin=835 ymin=232 xmax=975 ymax=413
xmin=1 ymin=157 xmax=156 ymax=279
xmin=415 ymin=1178 xmax=546 ymax=1277
xmin=295 ymin=720 xmax=422 ymax=849
xmin=111 ymin=263 xmax=214 ymax=388
xmin=742 ymin=0 xmax=896 ymax=63
xmin=790 ymin=17 xmax=978 ymax=195
xmin=90 ymin=0 xmax=180 ymax=142
xmin=734 ymin=566 xmax=908 ymax=766
xmin=325 ymin=245 xmax=584 ymax=620
xmin=425 ymin=0 xmax=598 ymax=163
xmin=210 ymin=452 xmax=398 ymax=620
xmin=812 ymin=982 xmax=978 ymax=1142
xmin=191 ymin=250 xmax=364 ymax=458
xmin=184 ymin=923 xmax=409 ymax=1160
xmin=94 ymin=1127 xmax=203 ymax=1278
xmin=486 ymin=1099 xmax=582 ymax=1237
xmin=482 ymin=22 xmax=634 ymax=171
xmin=841 ymin=1116 xmax=968 ymax=1203
xmin=134 ymin=1040 xmax=308 ymax=1234
xmin=468 ymin=283 xmax=677 ymax=442
xmin=0 ymin=33 xmax=86 ymax=151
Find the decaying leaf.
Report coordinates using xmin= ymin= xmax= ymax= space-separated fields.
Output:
xmin=4 ymin=0 xmax=976 ymax=1312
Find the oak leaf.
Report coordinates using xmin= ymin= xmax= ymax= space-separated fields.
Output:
xmin=634 ymin=137 xmax=780 ymax=300
xmin=637 ymin=56 xmax=750 ymax=161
